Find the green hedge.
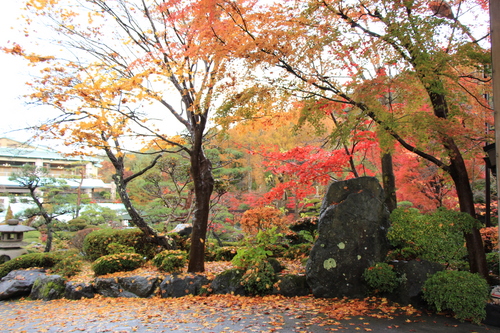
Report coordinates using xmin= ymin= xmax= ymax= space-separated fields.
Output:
xmin=83 ymin=228 xmax=158 ymax=261
xmin=388 ymin=208 xmax=479 ymax=265
xmin=423 ymin=270 xmax=489 ymax=324
xmin=363 ymin=262 xmax=399 ymax=293
xmin=0 ymin=253 xmax=60 ymax=279
xmin=152 ymin=250 xmax=187 ymax=272
xmin=92 ymin=253 xmax=145 ymax=276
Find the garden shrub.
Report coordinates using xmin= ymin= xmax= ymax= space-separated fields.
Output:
xmin=283 ymin=243 xmax=312 ymax=259
xmin=480 ymin=226 xmax=498 ymax=252
xmin=387 ymin=207 xmax=480 ymax=266
xmin=286 ymin=216 xmax=318 ymax=245
xmin=486 ymin=252 xmax=499 ymax=274
xmin=91 ymin=253 xmax=144 ymax=276
xmin=213 ymin=246 xmax=238 ymax=261
xmin=240 ymin=260 xmax=277 ymax=295
xmin=51 ymin=251 xmax=84 ymax=278
xmin=422 ymin=270 xmax=489 ymax=324
xmin=363 ymin=262 xmax=399 ymax=293
xmin=203 ymin=242 xmax=218 ymax=261
xmin=232 ymin=228 xmax=281 ymax=295
xmin=152 ymin=250 xmax=187 ymax=272
xmin=70 ymin=227 xmax=100 ymax=252
xmin=240 ymin=207 xmax=288 ymax=235
xmin=169 ymin=232 xmax=190 ymax=252
xmin=107 ymin=242 xmax=136 ymax=255
xmin=265 ymin=244 xmax=288 ymax=258
xmin=83 ymin=228 xmax=158 ymax=260
xmin=0 ymin=253 xmax=60 ymax=279
xmin=67 ymin=218 xmax=88 ymax=231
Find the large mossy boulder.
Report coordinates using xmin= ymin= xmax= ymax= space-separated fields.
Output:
xmin=210 ymin=269 xmax=246 ymax=295
xmin=0 ymin=269 xmax=47 ymax=300
xmin=306 ymin=177 xmax=391 ymax=298
xmin=30 ymin=275 xmax=65 ymax=300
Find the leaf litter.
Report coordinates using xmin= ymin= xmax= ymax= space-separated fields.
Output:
xmin=0 ymin=259 xmax=493 ymax=332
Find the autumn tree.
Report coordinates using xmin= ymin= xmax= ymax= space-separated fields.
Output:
xmin=254 ymin=136 xmax=377 ymax=217
xmin=3 ymin=0 xmax=258 ymax=271
xmin=214 ymin=0 xmax=492 ymax=277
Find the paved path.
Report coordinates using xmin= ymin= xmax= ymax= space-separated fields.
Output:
xmin=1 ymin=295 xmax=499 ymax=332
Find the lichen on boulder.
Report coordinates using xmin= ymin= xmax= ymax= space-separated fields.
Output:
xmin=306 ymin=177 xmax=391 ymax=298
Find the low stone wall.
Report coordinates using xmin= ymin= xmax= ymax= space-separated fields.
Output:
xmin=0 ymin=269 xmax=310 ymax=301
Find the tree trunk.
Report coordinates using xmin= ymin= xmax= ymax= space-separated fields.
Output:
xmin=381 ymin=152 xmax=397 ymax=213
xmin=75 ymin=167 xmax=85 ymax=218
xmin=113 ymin=174 xmax=171 ymax=249
xmin=427 ymin=87 xmax=488 ymax=280
xmin=28 ymin=186 xmax=54 ymax=253
xmin=187 ymin=145 xmax=215 ymax=272
xmin=44 ymin=224 xmax=53 ymax=253
xmin=446 ymin=139 xmax=489 ymax=279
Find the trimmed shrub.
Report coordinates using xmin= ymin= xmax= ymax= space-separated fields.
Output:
xmin=107 ymin=242 xmax=135 ymax=255
xmin=363 ymin=262 xmax=399 ymax=293
xmin=240 ymin=261 xmax=278 ymax=296
xmin=50 ymin=250 xmax=84 ymax=278
xmin=83 ymin=228 xmax=159 ymax=260
xmin=152 ymin=250 xmax=187 ymax=273
xmin=422 ymin=270 xmax=489 ymax=324
xmin=67 ymin=218 xmax=88 ymax=231
xmin=388 ymin=207 xmax=480 ymax=265
xmin=91 ymin=253 xmax=145 ymax=276
xmin=0 ymin=253 xmax=60 ymax=279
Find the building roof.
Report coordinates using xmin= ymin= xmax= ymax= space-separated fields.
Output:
xmin=0 ymin=138 xmax=101 ymax=164
xmin=0 ymin=146 xmax=101 ymax=164
xmin=0 ymin=176 xmax=107 ymax=189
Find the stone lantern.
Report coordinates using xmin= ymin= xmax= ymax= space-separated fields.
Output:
xmin=0 ymin=219 xmax=36 ymax=263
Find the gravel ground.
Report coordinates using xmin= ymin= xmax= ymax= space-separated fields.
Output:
xmin=1 ymin=295 xmax=500 ymax=333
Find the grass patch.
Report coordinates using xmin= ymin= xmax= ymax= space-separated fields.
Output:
xmin=23 ymin=230 xmax=41 ymax=243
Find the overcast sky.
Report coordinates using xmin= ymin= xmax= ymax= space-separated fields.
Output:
xmin=0 ymin=2 xmax=186 ymax=149
xmin=0 ymin=2 xmax=38 ymax=142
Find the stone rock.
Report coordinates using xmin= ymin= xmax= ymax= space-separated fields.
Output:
xmin=94 ymin=277 xmax=136 ymax=298
xmin=119 ymin=276 xmax=160 ymax=298
xmin=94 ymin=275 xmax=160 ymax=298
xmin=160 ymin=274 xmax=209 ymax=298
xmin=65 ymin=281 xmax=95 ymax=300
xmin=210 ymin=269 xmax=246 ymax=296
xmin=273 ymin=274 xmax=310 ymax=297
xmin=306 ymin=177 xmax=391 ymax=298
xmin=30 ymin=275 xmax=65 ymax=300
xmin=170 ymin=224 xmax=193 ymax=237
xmin=0 ymin=269 xmax=47 ymax=300
xmin=390 ymin=260 xmax=444 ymax=308
xmin=268 ymin=258 xmax=285 ymax=274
